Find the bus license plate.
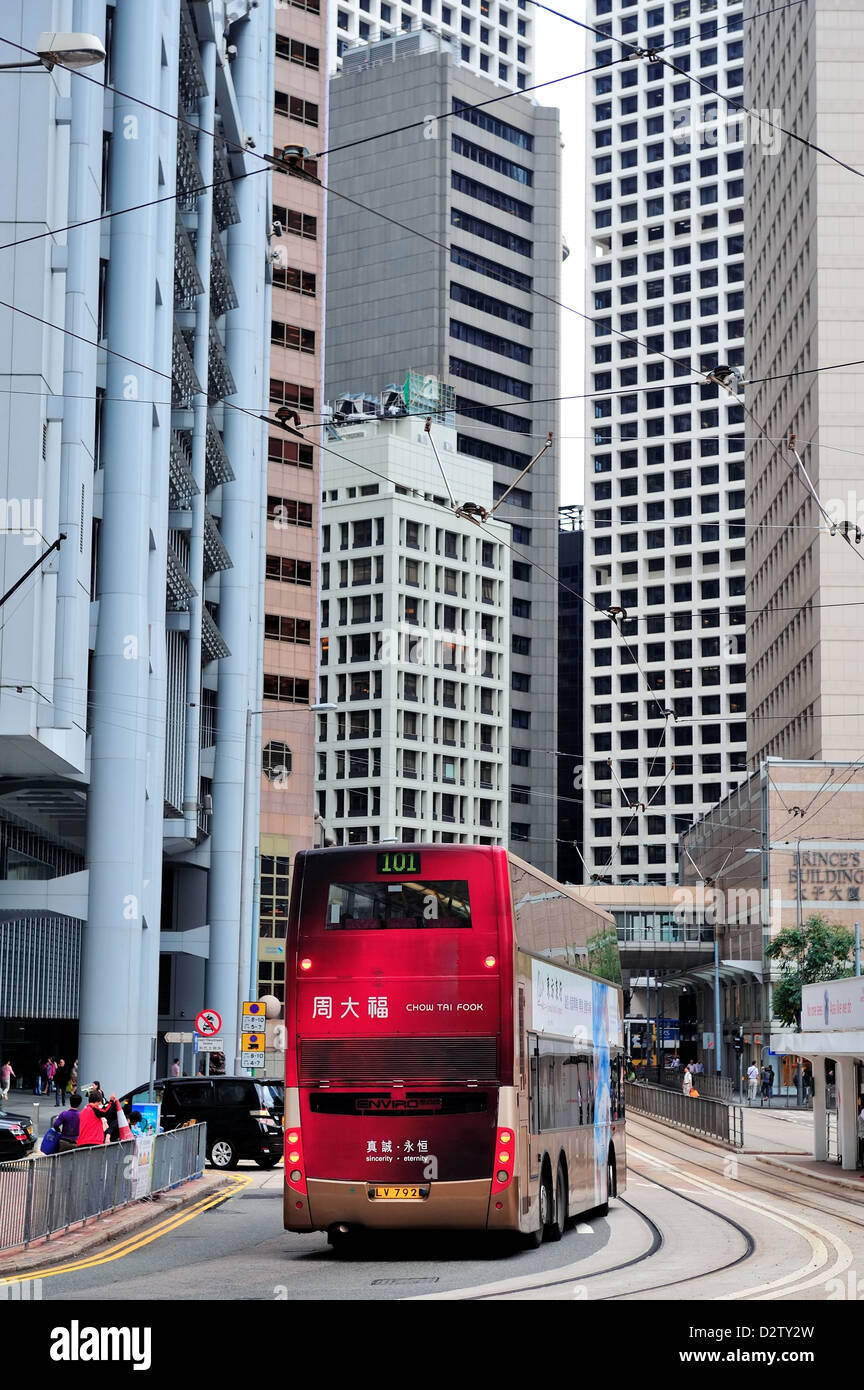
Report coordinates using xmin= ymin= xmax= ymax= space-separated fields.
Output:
xmin=369 ymin=1185 xmax=428 ymax=1200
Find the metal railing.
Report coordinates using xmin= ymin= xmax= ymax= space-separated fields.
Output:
xmin=625 ymin=1081 xmax=743 ymax=1148
xmin=658 ymin=1068 xmax=734 ymax=1102
xmin=0 ymin=1124 xmax=207 ymax=1254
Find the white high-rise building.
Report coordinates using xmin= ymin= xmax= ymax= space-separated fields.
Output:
xmin=331 ymin=0 xmax=534 ymax=88
xmin=315 ymin=390 xmax=510 ymax=847
xmin=583 ymin=0 xmax=749 ymax=884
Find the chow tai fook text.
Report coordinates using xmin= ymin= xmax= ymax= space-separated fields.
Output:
xmin=311 ymin=996 xmax=485 ymax=1019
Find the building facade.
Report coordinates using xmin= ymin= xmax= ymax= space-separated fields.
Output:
xmin=744 ymin=1 xmax=864 ymax=764
xmin=583 ymin=0 xmax=748 ymax=884
xmin=557 ymin=504 xmax=584 ymax=885
xmin=257 ymin=0 xmax=328 ymax=1009
xmin=680 ymin=760 xmax=864 ymax=1080
xmin=332 ymin=0 xmax=534 ymax=88
xmin=0 ymin=0 xmax=273 ymax=1091
xmin=325 ymin=29 xmax=561 ymax=872
xmin=315 ymin=394 xmax=510 ymax=847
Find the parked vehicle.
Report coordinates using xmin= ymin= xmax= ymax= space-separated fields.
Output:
xmin=120 ymin=1076 xmax=284 ymax=1169
xmin=0 ymin=1109 xmax=35 ymax=1160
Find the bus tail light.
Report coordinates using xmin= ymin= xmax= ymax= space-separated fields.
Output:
xmin=284 ymin=1127 xmax=307 ymax=1195
xmin=491 ymin=1127 xmax=514 ymax=1194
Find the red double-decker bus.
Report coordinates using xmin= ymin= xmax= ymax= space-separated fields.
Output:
xmin=283 ymin=843 xmax=625 ymax=1246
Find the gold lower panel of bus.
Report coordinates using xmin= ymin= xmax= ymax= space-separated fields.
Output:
xmin=286 ymin=1177 xmax=520 ymax=1233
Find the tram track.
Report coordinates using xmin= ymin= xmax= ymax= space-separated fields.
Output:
xmin=629 ymin=1115 xmax=864 ymax=1232
xmin=457 ymin=1169 xmax=757 ymax=1300
xmin=625 ymin=1121 xmax=857 ymax=1300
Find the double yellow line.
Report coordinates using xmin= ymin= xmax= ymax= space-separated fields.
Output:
xmin=0 ymin=1174 xmax=249 ymax=1285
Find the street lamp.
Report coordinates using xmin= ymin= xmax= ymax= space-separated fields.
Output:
xmin=0 ymin=33 xmax=106 ymax=71
xmin=236 ymin=701 xmax=336 ymax=1069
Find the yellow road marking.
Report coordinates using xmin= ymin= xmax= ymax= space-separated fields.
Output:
xmin=0 ymin=1175 xmax=250 ymax=1285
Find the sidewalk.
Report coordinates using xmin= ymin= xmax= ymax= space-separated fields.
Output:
xmin=732 ymin=1100 xmax=864 ymax=1193
xmin=0 ymin=1169 xmax=237 ymax=1281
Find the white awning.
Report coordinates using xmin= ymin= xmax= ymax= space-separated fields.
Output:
xmin=785 ymin=1030 xmax=864 ymax=1058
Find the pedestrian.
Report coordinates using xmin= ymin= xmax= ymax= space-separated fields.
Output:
xmin=53 ymin=1058 xmax=68 ymax=1107
xmin=760 ymin=1064 xmax=771 ymax=1104
xmin=693 ymin=1059 xmax=704 ymax=1076
xmin=0 ymin=1059 xmax=14 ymax=1101
xmin=747 ymin=1061 xmax=760 ymax=1103
xmin=87 ymin=1080 xmax=105 ymax=1104
xmin=76 ymin=1092 xmax=116 ymax=1147
xmin=670 ymin=1056 xmax=681 ymax=1072
xmin=767 ymin=1064 xmax=775 ymax=1099
xmin=69 ymin=1059 xmax=78 ymax=1095
xmin=802 ymin=1064 xmax=813 ymax=1103
xmin=170 ymin=1058 xmax=180 ymax=1078
xmin=34 ymin=1059 xmax=43 ymax=1096
xmin=52 ymin=1093 xmax=83 ymax=1152
xmin=683 ymin=1066 xmax=693 ymax=1097
xmin=42 ymin=1057 xmax=56 ymax=1095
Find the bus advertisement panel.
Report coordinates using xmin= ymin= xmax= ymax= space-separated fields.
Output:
xmin=283 ymin=844 xmax=624 ymax=1246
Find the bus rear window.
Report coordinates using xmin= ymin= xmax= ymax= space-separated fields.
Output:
xmin=325 ymin=880 xmax=471 ymax=930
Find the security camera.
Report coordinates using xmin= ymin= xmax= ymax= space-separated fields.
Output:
xmin=270 ymin=220 xmax=283 ymax=237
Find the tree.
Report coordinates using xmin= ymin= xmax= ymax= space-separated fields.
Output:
xmin=764 ymin=914 xmax=855 ymax=1028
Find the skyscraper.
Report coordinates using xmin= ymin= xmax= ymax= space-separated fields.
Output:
xmin=257 ymin=0 xmax=328 ymax=1010
xmin=325 ymin=29 xmax=561 ymax=872
xmin=315 ymin=393 xmax=510 ymax=847
xmin=0 ymin=0 xmax=273 ymax=1088
xmin=332 ymin=0 xmax=534 ymax=88
xmin=583 ymin=0 xmax=748 ymax=885
xmin=745 ymin=1 xmax=864 ymax=763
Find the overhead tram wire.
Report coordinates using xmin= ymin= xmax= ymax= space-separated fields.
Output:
xmin=5 ymin=36 xmax=864 ymax=419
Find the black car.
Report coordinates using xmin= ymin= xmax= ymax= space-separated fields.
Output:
xmin=0 ymin=1109 xmax=35 ymax=1160
xmin=120 ymin=1076 xmax=284 ymax=1170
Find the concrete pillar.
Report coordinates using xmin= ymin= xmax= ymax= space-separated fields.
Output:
xmin=812 ymin=1055 xmax=827 ymax=1161
xmin=206 ymin=5 xmax=272 ymax=1067
xmin=80 ymin=1 xmax=175 ymax=1094
xmin=837 ymin=1056 xmax=857 ymax=1171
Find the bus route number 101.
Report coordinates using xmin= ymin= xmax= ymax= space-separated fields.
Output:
xmin=377 ymin=851 xmax=420 ymax=875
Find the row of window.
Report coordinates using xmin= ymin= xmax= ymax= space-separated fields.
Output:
xmin=592 ymin=321 xmax=743 ymax=347
xmin=274 ymin=92 xmax=319 ymax=126
xmin=271 ymin=321 xmax=316 ymax=352
xmin=274 ymin=36 xmax=319 ymax=69
xmin=272 ymin=265 xmax=317 ymax=297
xmin=451 ymin=170 xmax=532 ymax=224
xmin=450 ymin=318 xmax=531 ymax=364
xmin=450 ymin=208 xmax=532 ymax=258
xmin=272 ymin=203 xmax=318 ymax=241
xmin=450 ymin=244 xmax=532 ymax=293
xmin=450 ymin=281 xmax=531 ymax=329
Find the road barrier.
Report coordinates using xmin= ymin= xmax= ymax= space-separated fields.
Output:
xmin=658 ymin=1069 xmax=734 ymax=1102
xmin=0 ymin=1124 xmax=206 ymax=1254
xmin=625 ymin=1081 xmax=743 ymax=1148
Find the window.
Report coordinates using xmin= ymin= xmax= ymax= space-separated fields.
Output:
xmin=265 ymin=555 xmax=312 ymax=585
xmin=450 ymin=209 xmax=532 ymax=258
xmin=263 ymin=674 xmax=310 ymax=703
xmin=274 ymin=92 xmax=319 ymax=126
xmin=272 ymin=265 xmax=317 ymax=296
xmin=267 ymin=495 xmax=312 ymax=528
xmin=275 ymin=36 xmax=319 ymax=68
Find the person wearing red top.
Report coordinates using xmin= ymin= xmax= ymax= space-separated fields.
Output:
xmin=76 ymin=1096 xmax=115 ymax=1147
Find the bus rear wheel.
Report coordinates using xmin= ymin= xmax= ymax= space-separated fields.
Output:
xmin=547 ymin=1162 xmax=567 ymax=1242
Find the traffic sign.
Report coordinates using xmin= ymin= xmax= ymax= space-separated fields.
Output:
xmin=239 ymin=1055 xmax=258 ymax=1069
xmin=195 ymin=1009 xmax=222 ymax=1036
xmin=194 ymin=1036 xmax=223 ymax=1053
xmin=164 ymin=1031 xmax=194 ymax=1044
xmin=241 ymin=1032 xmax=264 ymax=1053
xmin=242 ymin=1001 xmax=266 ymax=1019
